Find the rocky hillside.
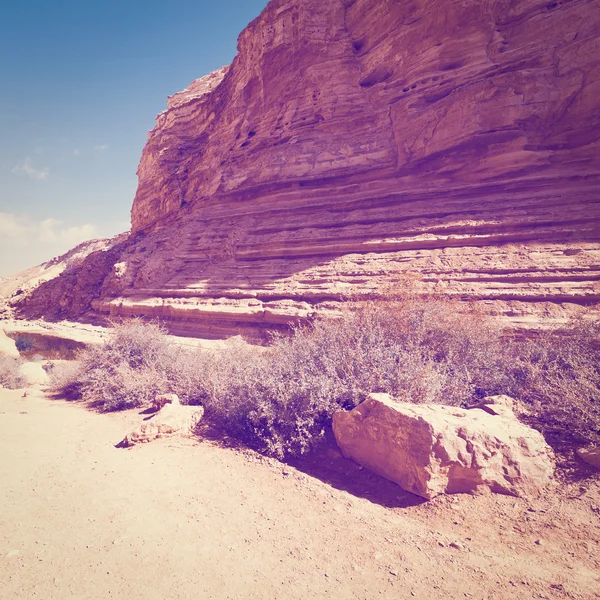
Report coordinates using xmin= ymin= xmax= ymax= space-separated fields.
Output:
xmin=1 ymin=236 xmax=125 ymax=320
xmin=15 ymin=0 xmax=600 ymax=339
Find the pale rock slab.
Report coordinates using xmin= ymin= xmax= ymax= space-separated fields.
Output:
xmin=17 ymin=362 xmax=49 ymax=387
xmin=332 ymin=393 xmax=554 ymax=499
xmin=0 ymin=330 xmax=19 ymax=359
xmin=576 ymin=447 xmax=600 ymax=470
xmin=119 ymin=401 xmax=204 ymax=447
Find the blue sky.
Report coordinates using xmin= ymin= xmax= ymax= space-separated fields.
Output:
xmin=0 ymin=0 xmax=269 ymax=275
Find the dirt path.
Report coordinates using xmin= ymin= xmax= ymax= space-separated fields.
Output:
xmin=1 ymin=389 xmax=599 ymax=600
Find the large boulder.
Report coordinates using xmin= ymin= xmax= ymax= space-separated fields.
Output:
xmin=118 ymin=398 xmax=204 ymax=447
xmin=332 ymin=393 xmax=554 ymax=499
xmin=18 ymin=362 xmax=49 ymax=386
xmin=0 ymin=330 xmax=19 ymax=359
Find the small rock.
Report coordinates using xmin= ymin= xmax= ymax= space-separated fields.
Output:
xmin=18 ymin=362 xmax=49 ymax=386
xmin=449 ymin=542 xmax=464 ymax=550
xmin=576 ymin=446 xmax=600 ymax=470
xmin=118 ymin=402 xmax=204 ymax=447
xmin=152 ymin=393 xmax=180 ymax=411
xmin=535 ymin=539 xmax=544 ymax=546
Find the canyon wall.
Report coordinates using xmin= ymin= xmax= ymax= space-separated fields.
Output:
xmin=16 ymin=0 xmax=600 ymax=338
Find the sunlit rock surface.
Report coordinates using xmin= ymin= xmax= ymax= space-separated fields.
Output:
xmin=14 ymin=0 xmax=600 ymax=339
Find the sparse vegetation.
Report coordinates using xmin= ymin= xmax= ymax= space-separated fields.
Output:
xmin=503 ymin=319 xmax=600 ymax=448
xmin=51 ymin=297 xmax=600 ymax=458
xmin=0 ymin=356 xmax=25 ymax=389
xmin=50 ymin=321 xmax=206 ymax=411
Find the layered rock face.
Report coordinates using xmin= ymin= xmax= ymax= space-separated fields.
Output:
xmin=17 ymin=0 xmax=600 ymax=338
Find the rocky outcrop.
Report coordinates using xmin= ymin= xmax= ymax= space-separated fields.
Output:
xmin=118 ymin=395 xmax=204 ymax=447
xmin=332 ymin=393 xmax=555 ymax=499
xmin=13 ymin=236 xmax=129 ymax=323
xmin=14 ymin=0 xmax=600 ymax=338
xmin=1 ymin=236 xmax=125 ymax=320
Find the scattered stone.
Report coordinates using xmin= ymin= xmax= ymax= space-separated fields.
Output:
xmin=576 ymin=446 xmax=600 ymax=470
xmin=152 ymin=393 xmax=180 ymax=411
xmin=118 ymin=401 xmax=204 ymax=447
xmin=332 ymin=393 xmax=554 ymax=499
xmin=18 ymin=362 xmax=49 ymax=386
xmin=469 ymin=395 xmax=517 ymax=419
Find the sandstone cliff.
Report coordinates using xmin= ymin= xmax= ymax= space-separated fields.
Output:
xmin=15 ymin=0 xmax=600 ymax=338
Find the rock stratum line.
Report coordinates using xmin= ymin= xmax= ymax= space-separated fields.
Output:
xmin=15 ymin=0 xmax=600 ymax=339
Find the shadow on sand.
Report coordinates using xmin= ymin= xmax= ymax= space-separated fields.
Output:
xmin=285 ymin=431 xmax=426 ymax=510
xmin=196 ymin=421 xmax=425 ymax=510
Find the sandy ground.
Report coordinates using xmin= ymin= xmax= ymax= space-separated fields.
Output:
xmin=1 ymin=388 xmax=599 ymax=600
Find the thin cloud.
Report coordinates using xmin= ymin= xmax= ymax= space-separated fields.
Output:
xmin=94 ymin=144 xmax=109 ymax=151
xmin=0 ymin=212 xmax=100 ymax=275
xmin=0 ymin=213 xmax=97 ymax=245
xmin=11 ymin=157 xmax=49 ymax=181
xmin=0 ymin=213 xmax=28 ymax=238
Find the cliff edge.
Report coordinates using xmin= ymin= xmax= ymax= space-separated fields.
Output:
xmin=15 ymin=0 xmax=600 ymax=338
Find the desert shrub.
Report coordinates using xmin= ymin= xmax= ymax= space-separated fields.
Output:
xmin=199 ymin=298 xmax=600 ymax=457
xmin=198 ymin=296 xmax=508 ymax=457
xmin=503 ymin=319 xmax=600 ymax=448
xmin=51 ymin=300 xmax=600 ymax=458
xmin=51 ymin=320 xmax=208 ymax=411
xmin=0 ymin=355 xmax=25 ymax=389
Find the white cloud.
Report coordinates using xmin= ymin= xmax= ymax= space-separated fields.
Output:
xmin=73 ymin=149 xmax=81 ymax=156
xmin=94 ymin=144 xmax=109 ymax=151
xmin=11 ymin=157 xmax=50 ymax=181
xmin=0 ymin=213 xmax=28 ymax=238
xmin=0 ymin=213 xmax=99 ymax=275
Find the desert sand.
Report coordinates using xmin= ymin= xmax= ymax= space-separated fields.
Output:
xmin=1 ymin=388 xmax=599 ymax=600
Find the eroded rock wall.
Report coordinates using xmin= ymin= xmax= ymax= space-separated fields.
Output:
xmin=16 ymin=0 xmax=600 ymax=338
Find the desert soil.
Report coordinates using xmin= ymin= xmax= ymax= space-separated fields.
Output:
xmin=1 ymin=388 xmax=599 ymax=600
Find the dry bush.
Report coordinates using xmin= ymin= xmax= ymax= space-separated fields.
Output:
xmin=51 ymin=299 xmax=600 ymax=458
xmin=198 ymin=295 xmax=507 ymax=458
xmin=0 ymin=356 xmax=25 ymax=389
xmin=51 ymin=320 xmax=207 ymax=411
xmin=503 ymin=319 xmax=600 ymax=448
